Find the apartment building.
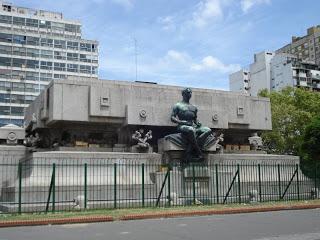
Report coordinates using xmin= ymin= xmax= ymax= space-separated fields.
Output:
xmin=277 ymin=26 xmax=320 ymax=66
xmin=0 ymin=2 xmax=99 ymax=126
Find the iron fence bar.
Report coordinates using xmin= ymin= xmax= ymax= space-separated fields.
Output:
xmin=315 ymin=166 xmax=317 ymax=197
xmin=84 ymin=163 xmax=87 ymax=209
xmin=237 ymin=164 xmax=241 ymax=204
xmin=258 ymin=164 xmax=262 ymax=202
xmin=296 ymin=164 xmax=300 ymax=201
xmin=192 ymin=164 xmax=196 ymax=205
xmin=278 ymin=164 xmax=281 ymax=200
xmin=215 ymin=164 xmax=219 ymax=204
xmin=167 ymin=169 xmax=171 ymax=207
xmin=45 ymin=163 xmax=55 ymax=213
xmin=114 ymin=163 xmax=117 ymax=209
xmin=156 ymin=169 xmax=169 ymax=207
xmin=223 ymin=169 xmax=239 ymax=204
xmin=18 ymin=162 xmax=22 ymax=214
xmin=142 ymin=163 xmax=145 ymax=208
xmin=280 ymin=167 xmax=298 ymax=200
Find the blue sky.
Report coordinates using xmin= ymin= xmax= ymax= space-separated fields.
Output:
xmin=15 ymin=0 xmax=320 ymax=90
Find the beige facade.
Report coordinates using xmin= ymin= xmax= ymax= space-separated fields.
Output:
xmin=276 ymin=26 xmax=320 ymax=66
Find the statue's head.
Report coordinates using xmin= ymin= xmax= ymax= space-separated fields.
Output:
xmin=182 ymin=88 xmax=192 ymax=101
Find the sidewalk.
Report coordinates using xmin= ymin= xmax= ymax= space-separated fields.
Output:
xmin=1 ymin=200 xmax=319 ymax=228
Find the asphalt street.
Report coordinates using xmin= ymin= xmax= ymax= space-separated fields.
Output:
xmin=0 ymin=209 xmax=319 ymax=240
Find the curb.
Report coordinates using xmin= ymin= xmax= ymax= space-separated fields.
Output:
xmin=0 ymin=204 xmax=319 ymax=228
xmin=119 ymin=204 xmax=320 ymax=221
xmin=0 ymin=215 xmax=113 ymax=228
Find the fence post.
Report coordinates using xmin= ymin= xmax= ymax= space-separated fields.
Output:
xmin=18 ymin=162 xmax=22 ymax=215
xmin=192 ymin=164 xmax=196 ymax=205
xmin=114 ymin=163 xmax=117 ymax=209
xmin=237 ymin=164 xmax=241 ymax=204
xmin=315 ymin=166 xmax=317 ymax=197
xmin=258 ymin=164 xmax=262 ymax=202
xmin=296 ymin=164 xmax=300 ymax=201
xmin=215 ymin=164 xmax=219 ymax=204
xmin=141 ymin=163 xmax=145 ymax=208
xmin=167 ymin=168 xmax=171 ymax=207
xmin=84 ymin=163 xmax=87 ymax=209
xmin=52 ymin=163 xmax=56 ymax=213
xmin=277 ymin=164 xmax=281 ymax=200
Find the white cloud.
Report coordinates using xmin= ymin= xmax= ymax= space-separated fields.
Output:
xmin=158 ymin=16 xmax=176 ymax=31
xmin=240 ymin=0 xmax=270 ymax=13
xmin=191 ymin=56 xmax=241 ymax=73
xmin=192 ymin=0 xmax=231 ymax=27
xmin=164 ymin=50 xmax=191 ymax=64
xmin=110 ymin=0 xmax=134 ymax=10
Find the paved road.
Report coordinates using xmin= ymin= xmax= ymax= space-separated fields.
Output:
xmin=0 ymin=209 xmax=320 ymax=240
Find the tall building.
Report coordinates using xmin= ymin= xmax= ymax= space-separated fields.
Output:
xmin=229 ymin=51 xmax=274 ymax=96
xmin=277 ymin=26 xmax=320 ymax=66
xmin=229 ymin=51 xmax=320 ymax=96
xmin=0 ymin=2 xmax=99 ymax=126
xmin=229 ymin=69 xmax=250 ymax=94
xmin=249 ymin=51 xmax=274 ymax=96
xmin=271 ymin=53 xmax=320 ymax=92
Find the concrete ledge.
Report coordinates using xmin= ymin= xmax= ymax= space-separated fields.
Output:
xmin=1 ymin=203 xmax=320 ymax=228
xmin=119 ymin=204 xmax=320 ymax=221
xmin=0 ymin=215 xmax=113 ymax=228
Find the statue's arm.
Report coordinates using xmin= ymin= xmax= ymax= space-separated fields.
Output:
xmin=194 ymin=107 xmax=202 ymax=127
xmin=171 ymin=105 xmax=188 ymax=125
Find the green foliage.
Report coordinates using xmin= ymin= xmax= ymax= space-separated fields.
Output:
xmin=300 ymin=116 xmax=320 ymax=177
xmin=259 ymin=87 xmax=320 ymax=155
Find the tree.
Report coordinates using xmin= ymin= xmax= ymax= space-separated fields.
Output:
xmin=300 ymin=116 xmax=320 ymax=178
xmin=259 ymin=87 xmax=320 ymax=155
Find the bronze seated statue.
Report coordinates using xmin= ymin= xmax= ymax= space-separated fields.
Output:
xmin=165 ymin=88 xmax=223 ymax=164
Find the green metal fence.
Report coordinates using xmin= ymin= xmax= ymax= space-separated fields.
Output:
xmin=0 ymin=159 xmax=319 ymax=214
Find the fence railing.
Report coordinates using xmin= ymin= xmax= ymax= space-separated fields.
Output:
xmin=0 ymin=160 xmax=319 ymax=214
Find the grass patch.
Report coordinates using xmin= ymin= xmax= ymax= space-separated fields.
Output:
xmin=0 ymin=199 xmax=319 ymax=222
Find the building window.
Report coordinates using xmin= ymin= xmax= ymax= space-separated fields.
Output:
xmin=12 ymin=17 xmax=25 ymax=26
xmin=80 ymin=65 xmax=91 ymax=74
xmin=54 ymin=74 xmax=66 ymax=79
xmin=26 ymin=71 xmax=39 ymax=81
xmin=12 ymin=35 xmax=26 ymax=44
xmin=40 ymin=38 xmax=53 ymax=47
xmin=27 ymin=36 xmax=39 ymax=46
xmin=67 ymin=41 xmax=78 ymax=50
xmin=26 ymin=48 xmax=39 ymax=58
xmin=80 ymin=43 xmax=91 ymax=52
xmin=26 ymin=59 xmax=39 ymax=69
xmin=92 ymin=66 xmax=98 ymax=74
xmin=54 ymin=51 xmax=66 ymax=60
xmin=39 ymin=20 xmax=51 ymax=29
xmin=54 ymin=40 xmax=66 ymax=49
xmin=40 ymin=61 xmax=52 ymax=70
xmin=26 ymin=18 xmax=38 ymax=27
xmin=40 ymin=50 xmax=53 ymax=59
xmin=54 ymin=62 xmax=66 ymax=71
xmin=0 ymin=45 xmax=11 ymax=55
xmin=51 ymin=22 xmax=65 ymax=31
xmin=12 ymin=58 xmax=26 ymax=68
xmin=40 ymin=72 xmax=52 ymax=81
xmin=0 ymin=15 xmax=12 ymax=24
xmin=67 ymin=63 xmax=78 ymax=72
xmin=65 ymin=24 xmax=78 ymax=33
xmin=67 ymin=52 xmax=78 ymax=61
xmin=12 ymin=46 xmax=26 ymax=56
